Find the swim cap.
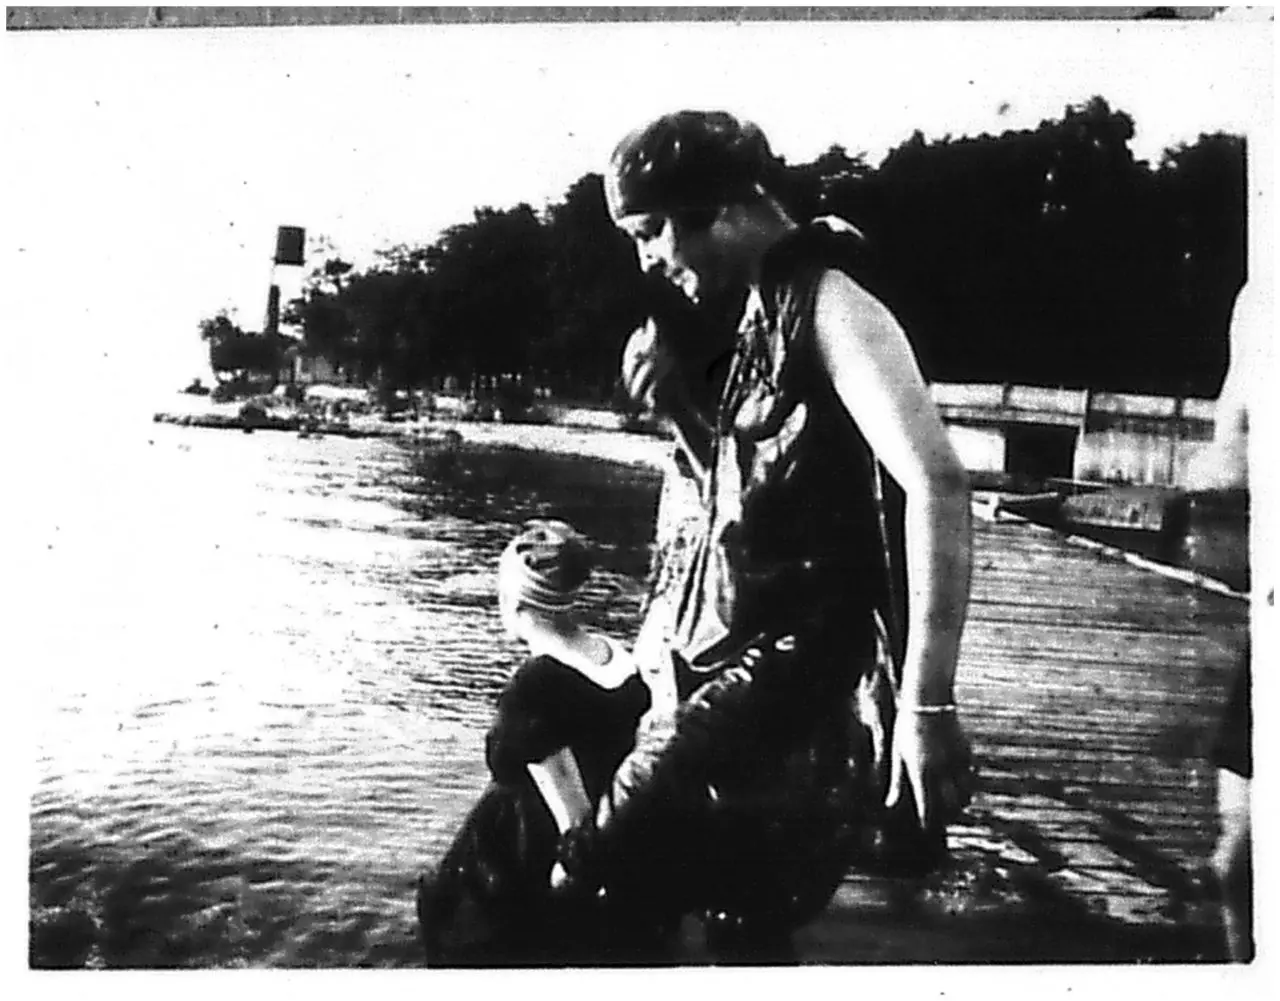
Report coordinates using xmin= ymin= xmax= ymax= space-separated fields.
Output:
xmin=498 ymin=519 xmax=594 ymax=612
xmin=605 ymin=110 xmax=774 ymax=221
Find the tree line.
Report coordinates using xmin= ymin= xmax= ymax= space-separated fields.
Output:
xmin=200 ymin=97 xmax=1245 ymax=402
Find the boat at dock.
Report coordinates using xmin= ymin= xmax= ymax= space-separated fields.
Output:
xmin=973 ymin=479 xmax=1248 ymax=593
xmin=981 ymin=490 xmax=1063 ymax=525
xmin=980 ymin=480 xmax=1185 ymax=534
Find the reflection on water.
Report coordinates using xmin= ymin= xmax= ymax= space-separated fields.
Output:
xmin=28 ymin=422 xmax=661 ymax=968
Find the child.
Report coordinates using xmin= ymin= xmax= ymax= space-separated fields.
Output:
xmin=487 ymin=520 xmax=650 ymax=882
xmin=416 ymin=519 xmax=650 ymax=964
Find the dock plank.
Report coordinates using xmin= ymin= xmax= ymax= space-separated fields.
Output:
xmin=933 ymin=517 xmax=1246 ymax=936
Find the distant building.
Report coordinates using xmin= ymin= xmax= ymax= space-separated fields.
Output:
xmin=933 ymin=383 xmax=1218 ymax=487
xmin=280 ymin=344 xmax=340 ymax=386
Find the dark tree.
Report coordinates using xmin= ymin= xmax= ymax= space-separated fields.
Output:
xmin=812 ymin=97 xmax=1243 ymax=397
xmin=199 ymin=310 xmax=290 ymax=382
xmin=542 ymin=174 xmax=651 ymax=399
xmin=285 ymin=253 xmax=361 ymax=377
xmin=427 ymin=205 xmax=554 ymax=392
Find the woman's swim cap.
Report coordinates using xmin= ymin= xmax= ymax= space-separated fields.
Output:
xmin=498 ymin=519 xmax=594 ymax=612
xmin=605 ymin=110 xmax=774 ymax=221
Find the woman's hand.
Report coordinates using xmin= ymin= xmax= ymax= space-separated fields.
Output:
xmin=549 ymin=861 xmax=570 ymax=891
xmin=884 ymin=708 xmax=975 ymax=833
xmin=622 ymin=320 xmax=677 ymax=412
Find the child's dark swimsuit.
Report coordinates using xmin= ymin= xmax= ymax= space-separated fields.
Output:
xmin=418 ymin=648 xmax=649 ymax=964
xmin=487 ymin=654 xmax=651 ymax=805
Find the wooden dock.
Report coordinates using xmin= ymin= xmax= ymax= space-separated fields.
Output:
xmin=796 ymin=515 xmax=1247 ymax=964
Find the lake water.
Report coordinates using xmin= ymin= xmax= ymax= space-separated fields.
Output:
xmin=25 ymin=417 xmax=663 ymax=968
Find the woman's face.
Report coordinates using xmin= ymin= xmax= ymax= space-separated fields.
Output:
xmin=619 ymin=211 xmax=734 ymax=302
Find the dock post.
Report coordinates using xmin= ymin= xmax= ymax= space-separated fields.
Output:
xmin=1168 ymin=396 xmax=1183 ymax=485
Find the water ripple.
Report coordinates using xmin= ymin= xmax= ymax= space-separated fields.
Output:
xmin=30 ymin=423 xmax=662 ymax=968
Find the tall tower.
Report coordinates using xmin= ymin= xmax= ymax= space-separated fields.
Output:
xmin=267 ymin=226 xmax=306 ymax=384
xmin=265 ymin=225 xmax=306 ymax=338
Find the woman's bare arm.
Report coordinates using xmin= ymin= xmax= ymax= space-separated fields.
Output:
xmin=812 ymin=269 xmax=971 ymax=705
xmin=812 ymin=269 xmax=974 ymax=827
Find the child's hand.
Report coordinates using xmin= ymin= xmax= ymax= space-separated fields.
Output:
xmin=550 ymin=823 xmax=601 ymax=898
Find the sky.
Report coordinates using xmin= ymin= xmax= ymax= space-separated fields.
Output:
xmin=4 ymin=12 xmax=1274 ymax=417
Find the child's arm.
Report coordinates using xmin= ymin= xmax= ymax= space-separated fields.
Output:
xmin=527 ymin=748 xmax=592 ymax=834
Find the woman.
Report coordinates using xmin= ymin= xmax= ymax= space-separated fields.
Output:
xmin=553 ymin=111 xmax=975 ymax=948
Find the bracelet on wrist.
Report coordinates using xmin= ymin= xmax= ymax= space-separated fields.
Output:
xmin=901 ymin=703 xmax=958 ymax=714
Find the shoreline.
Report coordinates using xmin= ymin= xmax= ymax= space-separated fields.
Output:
xmin=152 ymin=398 xmax=675 ymax=471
